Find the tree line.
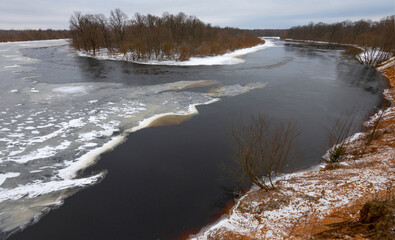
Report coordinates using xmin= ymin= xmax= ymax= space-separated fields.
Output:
xmin=282 ymin=16 xmax=395 ymax=65
xmin=0 ymin=29 xmax=69 ymax=42
xmin=69 ymin=9 xmax=264 ymax=61
xmin=249 ymin=29 xmax=286 ymax=37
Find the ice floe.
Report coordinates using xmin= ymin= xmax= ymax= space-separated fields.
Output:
xmin=0 ymin=172 xmax=20 ymax=186
xmin=53 ymin=86 xmax=86 ymax=94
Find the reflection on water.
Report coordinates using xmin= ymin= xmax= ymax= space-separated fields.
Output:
xmin=336 ymin=63 xmax=385 ymax=94
xmin=6 ymin=39 xmax=387 ymax=240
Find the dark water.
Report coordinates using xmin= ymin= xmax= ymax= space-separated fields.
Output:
xmin=9 ymin=39 xmax=386 ymax=239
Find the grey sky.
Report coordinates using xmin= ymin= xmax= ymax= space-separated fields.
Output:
xmin=1 ymin=0 xmax=394 ymax=30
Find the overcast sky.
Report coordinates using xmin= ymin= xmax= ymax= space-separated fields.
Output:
xmin=1 ymin=0 xmax=394 ymax=30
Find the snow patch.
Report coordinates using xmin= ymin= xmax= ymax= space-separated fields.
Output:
xmin=377 ymin=57 xmax=395 ymax=71
xmin=77 ymin=39 xmax=275 ymax=66
xmin=356 ymin=49 xmax=392 ymax=66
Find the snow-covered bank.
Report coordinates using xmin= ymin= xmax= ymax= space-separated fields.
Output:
xmin=77 ymin=38 xmax=275 ymax=66
xmin=356 ymin=49 xmax=392 ymax=66
xmin=190 ymin=58 xmax=395 ymax=240
xmin=283 ymin=38 xmax=356 ymax=46
xmin=284 ymin=38 xmax=393 ymax=66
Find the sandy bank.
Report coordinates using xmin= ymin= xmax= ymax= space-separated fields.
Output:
xmin=191 ymin=58 xmax=395 ymax=239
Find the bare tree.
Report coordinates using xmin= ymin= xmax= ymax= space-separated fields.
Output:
xmin=109 ymin=8 xmax=128 ymax=45
xmin=69 ymin=10 xmax=264 ymax=61
xmin=96 ymin=14 xmax=113 ymax=52
xmin=69 ymin=11 xmax=88 ymax=51
xmin=232 ymin=115 xmax=298 ymax=190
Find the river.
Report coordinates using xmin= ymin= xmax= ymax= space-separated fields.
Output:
xmin=0 ymin=38 xmax=386 ymax=239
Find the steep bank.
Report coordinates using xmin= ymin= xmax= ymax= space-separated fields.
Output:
xmin=191 ymin=58 xmax=395 ymax=239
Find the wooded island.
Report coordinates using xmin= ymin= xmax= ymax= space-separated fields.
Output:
xmin=69 ymin=9 xmax=264 ymax=61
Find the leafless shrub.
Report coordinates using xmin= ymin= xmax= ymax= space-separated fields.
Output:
xmin=356 ymin=46 xmax=393 ymax=67
xmin=232 ymin=115 xmax=298 ymax=190
xmin=326 ymin=114 xmax=359 ymax=163
xmin=360 ymin=102 xmax=390 ymax=157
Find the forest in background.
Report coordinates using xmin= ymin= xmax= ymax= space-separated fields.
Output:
xmin=249 ymin=29 xmax=286 ymax=37
xmin=282 ymin=16 xmax=395 ymax=65
xmin=0 ymin=29 xmax=69 ymax=42
xmin=69 ymin=9 xmax=264 ymax=61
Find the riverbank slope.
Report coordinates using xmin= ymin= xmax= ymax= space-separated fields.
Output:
xmin=192 ymin=57 xmax=395 ymax=239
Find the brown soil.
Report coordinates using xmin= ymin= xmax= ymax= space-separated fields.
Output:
xmin=192 ymin=58 xmax=395 ymax=239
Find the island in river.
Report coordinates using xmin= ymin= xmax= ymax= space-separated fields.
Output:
xmin=1 ymin=36 xmax=389 ymax=240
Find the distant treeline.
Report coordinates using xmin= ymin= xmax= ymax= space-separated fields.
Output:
xmin=282 ymin=16 xmax=394 ymax=65
xmin=0 ymin=29 xmax=69 ymax=42
xmin=249 ymin=29 xmax=286 ymax=37
xmin=69 ymin=9 xmax=264 ymax=61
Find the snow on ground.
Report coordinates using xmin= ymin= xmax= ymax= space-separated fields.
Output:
xmin=377 ymin=56 xmax=395 ymax=71
xmin=192 ymin=132 xmax=394 ymax=240
xmin=356 ymin=49 xmax=392 ymax=66
xmin=77 ymin=39 xmax=275 ymax=66
xmin=190 ymin=57 xmax=395 ymax=240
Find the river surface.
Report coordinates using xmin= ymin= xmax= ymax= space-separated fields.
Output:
xmin=0 ymin=38 xmax=386 ymax=239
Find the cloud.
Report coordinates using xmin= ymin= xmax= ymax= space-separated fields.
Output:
xmin=0 ymin=0 xmax=393 ymax=29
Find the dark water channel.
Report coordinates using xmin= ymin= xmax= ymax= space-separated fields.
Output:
xmin=9 ymin=39 xmax=387 ymax=239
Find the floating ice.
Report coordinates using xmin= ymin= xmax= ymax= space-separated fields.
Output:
xmin=0 ymin=172 xmax=104 ymax=203
xmin=53 ymin=86 xmax=86 ymax=94
xmin=57 ymin=136 xmax=124 ymax=180
xmin=207 ymin=82 xmax=268 ymax=97
xmin=10 ymin=141 xmax=71 ymax=164
xmin=0 ymin=172 xmax=20 ymax=186
xmin=0 ymin=38 xmax=273 ymax=236
xmin=3 ymin=65 xmax=20 ymax=68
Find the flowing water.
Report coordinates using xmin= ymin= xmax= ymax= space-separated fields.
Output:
xmin=0 ymin=38 xmax=386 ymax=239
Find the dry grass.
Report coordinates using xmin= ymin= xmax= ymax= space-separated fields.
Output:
xmin=191 ymin=59 xmax=395 ymax=240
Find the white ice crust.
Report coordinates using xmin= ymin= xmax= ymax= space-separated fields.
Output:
xmin=0 ymin=172 xmax=20 ymax=186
